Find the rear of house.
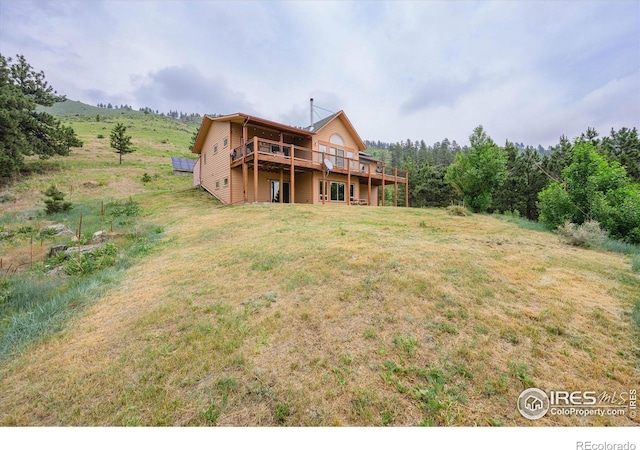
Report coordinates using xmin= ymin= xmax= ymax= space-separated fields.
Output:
xmin=191 ymin=110 xmax=408 ymax=206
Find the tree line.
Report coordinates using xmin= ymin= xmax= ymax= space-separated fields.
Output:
xmin=95 ymin=103 xmax=204 ymax=123
xmin=377 ymin=125 xmax=640 ymax=243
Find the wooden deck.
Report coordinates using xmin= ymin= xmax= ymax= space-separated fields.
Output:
xmin=229 ymin=136 xmax=408 ymax=206
xmin=230 ymin=137 xmax=407 ymax=184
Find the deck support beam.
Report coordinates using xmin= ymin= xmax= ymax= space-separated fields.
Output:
xmin=290 ymin=149 xmax=295 ymax=204
xmin=367 ymin=170 xmax=371 ymax=206
xmin=253 ymin=137 xmax=259 ymax=202
xmin=394 ymin=168 xmax=398 ymax=207
xmin=242 ymin=123 xmax=248 ymax=203
xmin=381 ymin=169 xmax=385 ymax=206
xmin=347 ymin=160 xmax=351 ymax=205
xmin=322 ymin=171 xmax=326 ymax=205
xmin=405 ymin=181 xmax=409 ymax=207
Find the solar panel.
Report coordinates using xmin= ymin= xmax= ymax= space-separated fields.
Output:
xmin=171 ymin=157 xmax=197 ymax=171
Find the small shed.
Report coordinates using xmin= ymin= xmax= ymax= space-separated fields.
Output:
xmin=171 ymin=157 xmax=197 ymax=176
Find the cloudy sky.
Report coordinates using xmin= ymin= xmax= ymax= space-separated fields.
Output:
xmin=1 ymin=1 xmax=638 ymax=147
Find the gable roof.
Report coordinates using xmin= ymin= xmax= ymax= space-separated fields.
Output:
xmin=192 ymin=110 xmax=366 ymax=153
xmin=306 ymin=112 xmax=339 ymax=132
xmin=192 ymin=113 xmax=313 ymax=154
xmin=308 ymin=110 xmax=367 ymax=152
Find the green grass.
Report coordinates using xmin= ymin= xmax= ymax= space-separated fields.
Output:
xmin=493 ymin=213 xmax=552 ymax=233
xmin=0 ymin=223 xmax=163 ymax=358
xmin=0 ymin=104 xmax=639 ymax=426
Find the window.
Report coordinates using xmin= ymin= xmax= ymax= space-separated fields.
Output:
xmin=204 ymin=153 xmax=207 ymax=164
xmin=350 ymin=184 xmax=355 ymax=201
xmin=319 ymin=181 xmax=346 ymax=202
xmin=330 ymin=134 xmax=344 ymax=146
xmin=223 ymin=178 xmax=228 ymax=186
xmin=223 ymin=137 xmax=229 ymax=147
xmin=215 ymin=180 xmax=220 ymax=189
xmin=213 ymin=145 xmax=218 ymax=154
xmin=330 ymin=182 xmax=345 ymax=202
xmin=330 ymin=147 xmax=345 ymax=168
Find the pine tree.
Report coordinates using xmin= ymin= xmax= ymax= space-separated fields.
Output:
xmin=0 ymin=54 xmax=82 ymax=178
xmin=110 ymin=122 xmax=136 ymax=164
xmin=43 ymin=185 xmax=72 ymax=214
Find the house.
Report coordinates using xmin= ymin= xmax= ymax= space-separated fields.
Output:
xmin=191 ymin=110 xmax=408 ymax=206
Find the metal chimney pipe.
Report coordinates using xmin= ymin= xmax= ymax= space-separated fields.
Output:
xmin=310 ymin=98 xmax=314 ymax=129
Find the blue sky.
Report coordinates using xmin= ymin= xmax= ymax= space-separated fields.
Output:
xmin=0 ymin=0 xmax=638 ymax=147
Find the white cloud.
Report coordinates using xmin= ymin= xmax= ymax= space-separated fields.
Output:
xmin=1 ymin=0 xmax=637 ymax=147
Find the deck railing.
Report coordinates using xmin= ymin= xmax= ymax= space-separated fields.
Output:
xmin=231 ymin=136 xmax=407 ymax=181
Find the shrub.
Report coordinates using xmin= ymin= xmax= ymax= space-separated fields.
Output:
xmin=446 ymin=205 xmax=472 ymax=216
xmin=141 ymin=173 xmax=152 ymax=183
xmin=43 ymin=185 xmax=72 ymax=215
xmin=97 ymin=134 xmax=105 ymax=139
xmin=0 ymin=191 xmax=16 ymax=203
xmin=106 ymin=198 xmax=141 ymax=227
xmin=557 ymin=220 xmax=608 ymax=247
xmin=64 ymin=243 xmax=118 ymax=276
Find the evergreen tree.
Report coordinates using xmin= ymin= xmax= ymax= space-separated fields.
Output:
xmin=43 ymin=185 xmax=72 ymax=214
xmin=0 ymin=54 xmax=82 ymax=178
xmin=110 ymin=122 xmax=136 ymax=164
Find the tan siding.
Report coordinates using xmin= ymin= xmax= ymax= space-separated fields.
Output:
xmin=200 ymin=121 xmax=231 ymax=204
xmin=294 ymin=172 xmax=313 ymax=203
xmin=193 ymin=156 xmax=201 ymax=187
xmin=230 ymin=167 xmax=244 ymax=204
xmin=314 ymin=116 xmax=360 ymax=157
xmin=231 ymin=123 xmax=243 ymax=150
xmin=245 ymin=171 xmax=283 ymax=203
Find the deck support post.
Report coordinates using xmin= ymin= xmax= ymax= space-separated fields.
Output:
xmin=253 ymin=136 xmax=259 ymax=203
xmin=381 ymin=169 xmax=385 ymax=206
xmin=290 ymin=147 xmax=295 ymax=204
xmin=394 ymin=168 xmax=398 ymax=207
xmin=242 ymin=121 xmax=248 ymax=203
xmin=279 ymin=169 xmax=283 ymax=204
xmin=322 ymin=171 xmax=326 ymax=205
xmin=367 ymin=168 xmax=371 ymax=206
xmin=405 ymin=178 xmax=409 ymax=207
xmin=347 ymin=159 xmax=351 ymax=206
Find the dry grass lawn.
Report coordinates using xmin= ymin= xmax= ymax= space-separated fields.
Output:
xmin=1 ymin=191 xmax=638 ymax=426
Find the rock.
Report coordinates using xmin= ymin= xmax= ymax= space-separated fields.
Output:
xmin=83 ymin=181 xmax=99 ymax=188
xmin=47 ymin=266 xmax=66 ymax=277
xmin=91 ymin=230 xmax=107 ymax=243
xmin=41 ymin=223 xmax=74 ymax=236
xmin=0 ymin=231 xmax=13 ymax=240
xmin=65 ymin=244 xmax=101 ymax=256
xmin=49 ymin=244 xmax=69 ymax=257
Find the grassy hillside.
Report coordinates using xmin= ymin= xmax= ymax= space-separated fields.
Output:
xmin=0 ymin=104 xmax=638 ymax=426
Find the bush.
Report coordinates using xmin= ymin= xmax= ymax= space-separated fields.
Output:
xmin=557 ymin=220 xmax=608 ymax=247
xmin=446 ymin=205 xmax=472 ymax=216
xmin=64 ymin=243 xmax=118 ymax=276
xmin=43 ymin=185 xmax=72 ymax=215
xmin=141 ymin=173 xmax=152 ymax=183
